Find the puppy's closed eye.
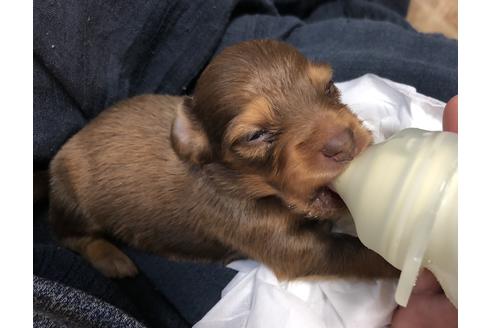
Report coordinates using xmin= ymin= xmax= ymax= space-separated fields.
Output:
xmin=325 ymin=80 xmax=335 ymax=95
xmin=324 ymin=79 xmax=341 ymax=100
xmin=245 ymin=129 xmax=275 ymax=144
xmin=230 ymin=128 xmax=275 ymax=161
xmin=224 ymin=97 xmax=279 ymax=161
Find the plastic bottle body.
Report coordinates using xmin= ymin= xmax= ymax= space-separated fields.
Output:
xmin=332 ymin=128 xmax=457 ymax=307
xmin=423 ymin=168 xmax=457 ymax=306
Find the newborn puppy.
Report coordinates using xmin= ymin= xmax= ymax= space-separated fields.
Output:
xmin=49 ymin=39 xmax=398 ymax=279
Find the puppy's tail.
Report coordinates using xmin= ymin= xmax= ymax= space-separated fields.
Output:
xmin=34 ymin=170 xmax=50 ymax=203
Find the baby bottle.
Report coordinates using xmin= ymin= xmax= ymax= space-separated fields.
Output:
xmin=331 ymin=128 xmax=457 ymax=307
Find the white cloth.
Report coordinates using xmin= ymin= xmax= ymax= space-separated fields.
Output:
xmin=337 ymin=74 xmax=444 ymax=142
xmin=194 ymin=74 xmax=445 ymax=328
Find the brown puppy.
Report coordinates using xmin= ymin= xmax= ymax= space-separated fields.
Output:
xmin=49 ymin=40 xmax=398 ymax=280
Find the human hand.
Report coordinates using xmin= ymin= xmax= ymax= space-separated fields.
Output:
xmin=443 ymin=95 xmax=458 ymax=133
xmin=391 ymin=269 xmax=457 ymax=328
xmin=391 ymin=96 xmax=458 ymax=328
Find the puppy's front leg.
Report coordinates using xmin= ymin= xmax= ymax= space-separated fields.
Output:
xmin=225 ymin=217 xmax=399 ymax=280
xmin=316 ymin=232 xmax=400 ymax=279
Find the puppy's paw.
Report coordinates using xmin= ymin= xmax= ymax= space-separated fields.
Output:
xmin=92 ymin=252 xmax=139 ymax=278
xmin=85 ymin=239 xmax=139 ymax=278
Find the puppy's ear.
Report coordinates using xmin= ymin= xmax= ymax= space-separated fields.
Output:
xmin=171 ymin=97 xmax=212 ymax=164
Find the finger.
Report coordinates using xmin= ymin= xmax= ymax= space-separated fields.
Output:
xmin=443 ymin=95 xmax=458 ymax=133
xmin=392 ymin=293 xmax=457 ymax=328
xmin=412 ymin=269 xmax=442 ymax=294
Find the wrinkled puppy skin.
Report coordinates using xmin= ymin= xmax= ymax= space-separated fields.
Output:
xmin=49 ymin=40 xmax=399 ymax=280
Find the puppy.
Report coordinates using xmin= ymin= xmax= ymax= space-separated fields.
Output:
xmin=49 ymin=39 xmax=398 ymax=280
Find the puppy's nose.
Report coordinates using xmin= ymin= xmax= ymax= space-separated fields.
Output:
xmin=322 ymin=129 xmax=355 ymax=162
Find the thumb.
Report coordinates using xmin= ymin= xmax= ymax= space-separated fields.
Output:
xmin=443 ymin=95 xmax=458 ymax=133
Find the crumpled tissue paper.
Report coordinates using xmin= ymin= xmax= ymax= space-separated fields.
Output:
xmin=194 ymin=74 xmax=445 ymax=328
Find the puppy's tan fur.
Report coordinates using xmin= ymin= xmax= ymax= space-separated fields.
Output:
xmin=49 ymin=40 xmax=398 ymax=280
